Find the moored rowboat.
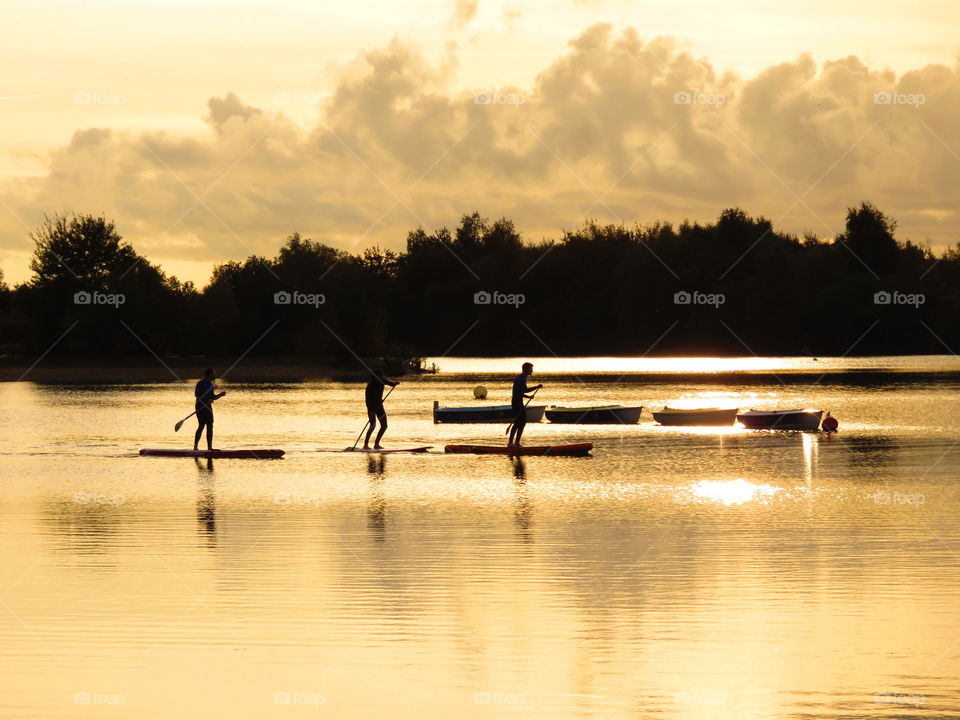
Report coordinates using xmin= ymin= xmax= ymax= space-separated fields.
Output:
xmin=140 ymin=448 xmax=285 ymax=458
xmin=433 ymin=402 xmax=546 ymax=424
xmin=545 ymin=405 xmax=642 ymax=424
xmin=652 ymin=407 xmax=738 ymax=426
xmin=736 ymin=409 xmax=823 ymax=431
xmin=444 ymin=443 xmax=593 ymax=456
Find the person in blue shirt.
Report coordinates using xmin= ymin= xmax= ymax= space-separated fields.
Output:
xmin=508 ymin=362 xmax=542 ymax=447
xmin=364 ymin=369 xmax=398 ymax=450
xmin=194 ymin=368 xmax=226 ymax=451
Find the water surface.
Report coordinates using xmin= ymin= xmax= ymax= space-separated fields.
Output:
xmin=1 ymin=357 xmax=958 ymax=718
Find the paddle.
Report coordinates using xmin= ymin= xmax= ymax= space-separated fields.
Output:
xmin=174 ymin=411 xmax=196 ymax=432
xmin=506 ymin=385 xmax=540 ymax=436
xmin=345 ymin=384 xmax=396 ymax=452
xmin=175 ymin=386 xmax=226 ymax=432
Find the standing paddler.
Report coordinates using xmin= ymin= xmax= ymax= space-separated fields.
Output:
xmin=364 ymin=369 xmax=398 ymax=450
xmin=194 ymin=368 xmax=226 ymax=452
xmin=508 ymin=362 xmax=542 ymax=448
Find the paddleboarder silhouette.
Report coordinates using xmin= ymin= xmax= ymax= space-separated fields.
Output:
xmin=364 ymin=369 xmax=398 ymax=450
xmin=194 ymin=368 xmax=226 ymax=452
xmin=508 ymin=362 xmax=542 ymax=447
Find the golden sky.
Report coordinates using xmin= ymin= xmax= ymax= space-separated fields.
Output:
xmin=1 ymin=0 xmax=959 ymax=285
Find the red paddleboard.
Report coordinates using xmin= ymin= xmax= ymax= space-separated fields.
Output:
xmin=140 ymin=449 xmax=284 ymax=458
xmin=444 ymin=443 xmax=593 ymax=457
xmin=345 ymin=446 xmax=432 ymax=454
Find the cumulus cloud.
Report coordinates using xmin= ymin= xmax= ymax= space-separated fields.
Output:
xmin=2 ymin=24 xmax=960 ymax=285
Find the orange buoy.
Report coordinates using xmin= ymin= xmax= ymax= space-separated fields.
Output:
xmin=822 ymin=412 xmax=838 ymax=432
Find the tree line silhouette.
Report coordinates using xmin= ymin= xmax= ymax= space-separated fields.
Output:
xmin=0 ymin=203 xmax=957 ymax=364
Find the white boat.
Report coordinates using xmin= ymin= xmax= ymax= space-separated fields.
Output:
xmin=736 ymin=409 xmax=823 ymax=431
xmin=545 ymin=405 xmax=642 ymax=424
xmin=652 ymin=407 xmax=738 ymax=426
xmin=433 ymin=401 xmax=546 ymax=424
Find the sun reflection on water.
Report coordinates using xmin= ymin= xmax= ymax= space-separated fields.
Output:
xmin=691 ymin=478 xmax=781 ymax=505
xmin=656 ymin=393 xmax=742 ymax=410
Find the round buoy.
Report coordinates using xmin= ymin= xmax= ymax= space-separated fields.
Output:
xmin=822 ymin=412 xmax=838 ymax=432
xmin=473 ymin=385 xmax=488 ymax=399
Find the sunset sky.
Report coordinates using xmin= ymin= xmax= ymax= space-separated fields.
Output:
xmin=2 ymin=0 xmax=959 ymax=286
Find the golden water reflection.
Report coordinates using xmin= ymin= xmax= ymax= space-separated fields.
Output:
xmin=4 ymin=375 xmax=960 ymax=719
xmin=691 ymin=479 xmax=782 ymax=505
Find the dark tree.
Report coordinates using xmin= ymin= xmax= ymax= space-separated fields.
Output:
xmin=2 ymin=203 xmax=956 ymax=362
xmin=838 ymin=202 xmax=900 ymax=274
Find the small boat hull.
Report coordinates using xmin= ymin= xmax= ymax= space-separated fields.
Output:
xmin=545 ymin=405 xmax=642 ymax=424
xmin=433 ymin=402 xmax=546 ymax=424
xmin=652 ymin=407 xmax=738 ymax=426
xmin=444 ymin=443 xmax=593 ymax=456
xmin=736 ymin=409 xmax=823 ymax=431
xmin=140 ymin=448 xmax=285 ymax=458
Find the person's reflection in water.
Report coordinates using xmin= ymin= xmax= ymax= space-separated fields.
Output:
xmin=195 ymin=457 xmax=217 ymax=546
xmin=511 ymin=457 xmax=533 ymax=543
xmin=367 ymin=454 xmax=387 ymax=543
xmin=511 ymin=456 xmax=527 ymax=481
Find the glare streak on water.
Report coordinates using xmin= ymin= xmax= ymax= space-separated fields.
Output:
xmin=1 ymin=357 xmax=959 ymax=718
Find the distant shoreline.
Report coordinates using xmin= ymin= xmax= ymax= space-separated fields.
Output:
xmin=3 ymin=354 xmax=958 ymax=383
xmin=0 ymin=360 xmax=382 ymax=384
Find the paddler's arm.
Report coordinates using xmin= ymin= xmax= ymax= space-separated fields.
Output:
xmin=205 ymin=382 xmax=226 ymax=403
xmin=523 ymin=383 xmax=542 ymax=399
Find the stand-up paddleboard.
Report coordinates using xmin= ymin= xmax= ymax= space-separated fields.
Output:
xmin=140 ymin=449 xmax=285 ymax=459
xmin=444 ymin=443 xmax=593 ymax=457
xmin=343 ymin=446 xmax=432 ymax=454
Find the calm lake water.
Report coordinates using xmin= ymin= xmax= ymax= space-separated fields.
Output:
xmin=1 ymin=356 xmax=958 ymax=719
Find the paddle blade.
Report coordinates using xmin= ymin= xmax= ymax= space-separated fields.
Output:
xmin=174 ymin=420 xmax=184 ymax=432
